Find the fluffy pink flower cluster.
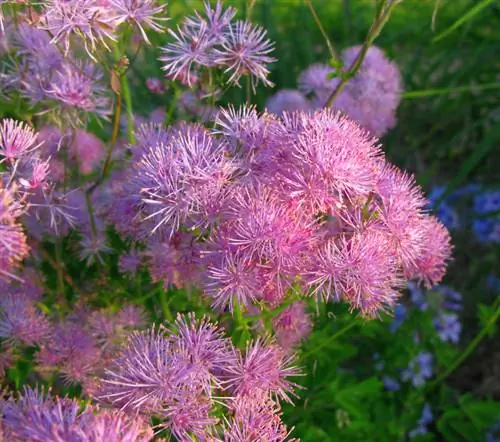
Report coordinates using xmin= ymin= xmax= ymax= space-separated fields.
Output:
xmin=267 ymin=46 xmax=403 ymax=137
xmin=0 ymin=267 xmax=147 ymax=391
xmin=160 ymin=0 xmax=275 ymax=90
xmin=1 ymin=387 xmax=154 ymax=441
xmin=97 ymin=313 xmax=299 ymax=440
xmin=113 ymin=107 xmax=451 ymax=319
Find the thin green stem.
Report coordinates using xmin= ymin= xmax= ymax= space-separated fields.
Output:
xmin=402 ymin=82 xmax=500 ymax=99
xmin=158 ymin=289 xmax=174 ymax=322
xmin=427 ymin=297 xmax=500 ymax=391
xmin=324 ymin=0 xmax=399 ymax=108
xmin=305 ymin=0 xmax=339 ymax=60
xmin=55 ymin=240 xmax=65 ymax=300
xmin=300 ymin=320 xmax=358 ymax=360
xmin=243 ymin=293 xmax=301 ymax=323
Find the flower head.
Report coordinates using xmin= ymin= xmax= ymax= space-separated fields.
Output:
xmin=265 ymin=89 xmax=311 ymax=117
xmin=213 ymin=20 xmax=276 ymax=90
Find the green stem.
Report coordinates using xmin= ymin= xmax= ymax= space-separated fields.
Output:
xmin=243 ymin=293 xmax=301 ymax=323
xmin=55 ymin=240 xmax=65 ymax=300
xmin=402 ymin=82 xmax=500 ymax=99
xmin=305 ymin=0 xmax=339 ymax=60
xmin=427 ymin=298 xmax=500 ymax=391
xmin=158 ymin=289 xmax=174 ymax=322
xmin=300 ymin=320 xmax=358 ymax=360
xmin=324 ymin=0 xmax=399 ymax=108
xmin=121 ymin=65 xmax=135 ymax=144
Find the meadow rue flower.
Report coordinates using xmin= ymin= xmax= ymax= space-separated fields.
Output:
xmin=40 ymin=0 xmax=119 ymax=57
xmin=402 ymin=352 xmax=433 ymax=387
xmin=160 ymin=1 xmax=275 ymax=90
xmin=332 ymin=45 xmax=403 ymax=137
xmin=225 ymin=338 xmax=302 ymax=403
xmin=119 ymin=249 xmax=143 ymax=275
xmin=2 ymin=386 xmax=153 ymax=441
xmin=47 ymin=61 xmax=112 ymax=120
xmin=0 ymin=293 xmax=50 ymax=345
xmin=298 ymin=46 xmax=402 ymax=136
xmin=265 ymin=89 xmax=312 ymax=116
xmin=213 ymin=20 xmax=276 ymax=90
xmin=272 ymin=301 xmax=312 ymax=350
xmin=117 ymin=107 xmax=451 ymax=317
xmin=109 ymin=0 xmax=168 ymax=44
xmin=0 ymin=119 xmax=41 ymax=164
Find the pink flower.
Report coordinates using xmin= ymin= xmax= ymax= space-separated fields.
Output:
xmin=273 ymin=302 xmax=312 ymax=350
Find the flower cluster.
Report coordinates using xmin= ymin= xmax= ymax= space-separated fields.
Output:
xmin=113 ymin=107 xmax=451 ymax=319
xmin=0 ymin=267 xmax=147 ymax=393
xmin=98 ymin=313 xmax=299 ymax=440
xmin=1 ymin=387 xmax=154 ymax=441
xmin=267 ymin=46 xmax=402 ymax=137
xmin=160 ymin=0 xmax=275 ymax=90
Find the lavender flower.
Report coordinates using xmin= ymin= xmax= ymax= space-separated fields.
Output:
xmin=0 ymin=293 xmax=50 ymax=345
xmin=382 ymin=376 xmax=401 ymax=392
xmin=41 ymin=0 xmax=119 ymax=57
xmin=110 ymin=0 xmax=168 ymax=44
xmin=332 ymin=46 xmax=403 ymax=136
xmin=226 ymin=339 xmax=301 ymax=403
xmin=213 ymin=20 xmax=276 ymax=90
xmin=0 ymin=119 xmax=41 ymax=163
xmin=402 ymin=352 xmax=433 ymax=387
xmin=265 ymin=89 xmax=311 ymax=117
xmin=272 ymin=301 xmax=312 ymax=350
xmin=47 ymin=61 xmax=111 ymax=120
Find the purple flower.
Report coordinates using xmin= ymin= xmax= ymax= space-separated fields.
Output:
xmin=110 ymin=0 xmax=168 ymax=44
xmin=2 ymin=387 xmax=89 ymax=441
xmin=306 ymin=228 xmax=402 ymax=317
xmin=298 ymin=63 xmax=337 ymax=98
xmin=0 ymin=119 xmax=41 ymax=163
xmin=47 ymin=61 xmax=111 ymax=119
xmin=333 ymin=46 xmax=402 ymax=137
xmin=434 ymin=312 xmax=461 ymax=343
xmin=213 ymin=20 xmax=276 ymax=90
xmin=0 ymin=293 xmax=50 ymax=345
xmin=226 ymin=339 xmax=301 ymax=403
xmin=98 ymin=327 xmax=177 ymax=412
xmin=402 ymin=352 xmax=433 ymax=387
xmin=265 ymin=89 xmax=312 ymax=117
xmin=41 ymin=0 xmax=119 ymax=57
xmin=272 ymin=301 xmax=312 ymax=350
xmin=168 ymin=313 xmax=236 ymax=392
xmin=0 ymin=221 xmax=29 ymax=280
xmin=119 ymin=250 xmax=143 ymax=275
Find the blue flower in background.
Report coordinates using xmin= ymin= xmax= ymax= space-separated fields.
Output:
xmin=436 ymin=285 xmax=462 ymax=312
xmin=434 ymin=312 xmax=462 ymax=343
xmin=402 ymin=352 xmax=433 ymax=387
xmin=409 ymin=403 xmax=433 ymax=439
xmin=390 ymin=304 xmax=407 ymax=332
xmin=473 ymin=190 xmax=500 ymax=243
xmin=486 ymin=423 xmax=500 ymax=442
xmin=487 ymin=274 xmax=500 ymax=292
xmin=408 ymin=282 xmax=428 ymax=311
xmin=382 ymin=375 xmax=401 ymax=392
xmin=428 ymin=186 xmax=460 ymax=230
